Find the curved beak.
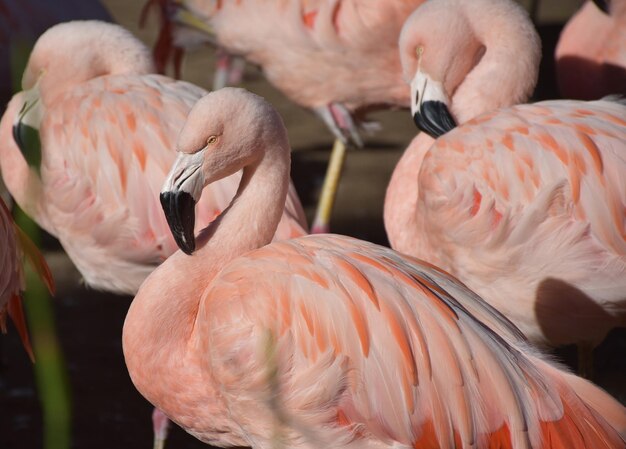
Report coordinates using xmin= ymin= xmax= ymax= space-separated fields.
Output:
xmin=410 ymin=69 xmax=457 ymax=138
xmin=160 ymin=148 xmax=206 ymax=255
xmin=13 ymin=86 xmax=43 ymax=169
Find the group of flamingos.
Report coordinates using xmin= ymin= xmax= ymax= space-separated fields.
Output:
xmin=1 ymin=0 xmax=625 ymax=448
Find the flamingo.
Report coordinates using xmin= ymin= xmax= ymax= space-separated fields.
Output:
xmin=0 ymin=20 xmax=307 ymax=449
xmin=0 ymin=197 xmax=54 ymax=360
xmin=145 ymin=0 xmax=427 ymax=233
xmin=384 ymin=0 xmax=626 ymax=376
xmin=124 ymin=87 xmax=626 ymax=449
xmin=555 ymin=0 xmax=626 ymax=100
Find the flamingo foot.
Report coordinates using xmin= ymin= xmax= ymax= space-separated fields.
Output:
xmin=152 ymin=408 xmax=170 ymax=449
xmin=314 ymin=103 xmax=364 ymax=148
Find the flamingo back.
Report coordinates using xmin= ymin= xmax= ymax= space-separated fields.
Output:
xmin=0 ymin=74 xmax=306 ymax=295
xmin=198 ymin=234 xmax=626 ymax=449
xmin=190 ymin=0 xmax=425 ymax=110
xmin=409 ymin=99 xmax=626 ymax=346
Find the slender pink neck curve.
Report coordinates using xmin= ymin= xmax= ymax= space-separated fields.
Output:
xmin=384 ymin=132 xmax=434 ymax=252
xmin=122 ymin=136 xmax=290 ymax=437
xmin=26 ymin=22 xmax=155 ymax=106
xmin=449 ymin=0 xmax=541 ymax=123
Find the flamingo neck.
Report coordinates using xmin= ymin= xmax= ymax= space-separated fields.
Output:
xmin=450 ymin=0 xmax=541 ymax=123
xmin=123 ymin=137 xmax=290 ymax=440
xmin=28 ymin=22 xmax=155 ymax=105
xmin=0 ymin=95 xmax=48 ymax=232
xmin=384 ymin=133 xmax=434 ymax=253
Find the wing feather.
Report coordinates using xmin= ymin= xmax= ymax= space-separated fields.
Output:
xmin=202 ymin=234 xmax=625 ymax=448
xmin=33 ymin=74 xmax=304 ymax=294
xmin=415 ymin=99 xmax=626 ymax=345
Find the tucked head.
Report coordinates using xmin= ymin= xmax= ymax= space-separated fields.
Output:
xmin=160 ymin=88 xmax=288 ymax=254
xmin=22 ymin=20 xmax=154 ymax=103
xmin=399 ymin=0 xmax=540 ymax=138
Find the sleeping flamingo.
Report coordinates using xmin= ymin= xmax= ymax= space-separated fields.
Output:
xmin=384 ymin=0 xmax=626 ymax=376
xmin=0 ymin=20 xmax=307 ymax=449
xmin=146 ymin=0 xmax=427 ymax=233
xmin=124 ymin=87 xmax=626 ymax=449
xmin=555 ymin=0 xmax=626 ymax=100
xmin=0 ymin=197 xmax=54 ymax=360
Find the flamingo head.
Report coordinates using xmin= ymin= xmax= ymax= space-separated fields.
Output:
xmin=160 ymin=87 xmax=284 ymax=254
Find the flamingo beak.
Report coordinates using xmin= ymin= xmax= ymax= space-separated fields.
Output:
xmin=160 ymin=148 xmax=206 ymax=255
xmin=13 ymin=86 xmax=43 ymax=169
xmin=410 ymin=69 xmax=457 ymax=138
xmin=592 ymin=0 xmax=609 ymax=13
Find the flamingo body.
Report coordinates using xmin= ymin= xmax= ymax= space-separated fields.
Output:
xmin=555 ymin=0 xmax=626 ymax=100
xmin=0 ymin=21 xmax=307 ymax=295
xmin=124 ymin=88 xmax=626 ymax=449
xmin=385 ymin=0 xmax=626 ymax=351
xmin=386 ymin=99 xmax=626 ymax=348
xmin=199 ymin=0 xmax=423 ymax=111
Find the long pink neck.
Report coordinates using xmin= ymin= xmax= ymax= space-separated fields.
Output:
xmin=384 ymin=133 xmax=434 ymax=253
xmin=123 ymin=140 xmax=290 ymax=439
xmin=450 ymin=0 xmax=541 ymax=123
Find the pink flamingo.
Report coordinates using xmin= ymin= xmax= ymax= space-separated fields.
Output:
xmin=146 ymin=0 xmax=427 ymax=233
xmin=0 ymin=197 xmax=54 ymax=360
xmin=555 ymin=0 xmax=626 ymax=100
xmin=124 ymin=87 xmax=626 ymax=449
xmin=384 ymin=0 xmax=626 ymax=375
xmin=0 ymin=20 xmax=307 ymax=449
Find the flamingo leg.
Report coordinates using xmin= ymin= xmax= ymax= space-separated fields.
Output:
xmin=577 ymin=343 xmax=595 ymax=380
xmin=228 ymin=56 xmax=247 ymax=85
xmin=152 ymin=407 xmax=170 ymax=449
xmin=311 ymin=138 xmax=347 ymax=234
xmin=311 ymin=103 xmax=366 ymax=234
xmin=213 ymin=49 xmax=232 ymax=91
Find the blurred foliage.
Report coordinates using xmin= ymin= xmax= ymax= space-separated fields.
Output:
xmin=11 ymin=40 xmax=72 ymax=449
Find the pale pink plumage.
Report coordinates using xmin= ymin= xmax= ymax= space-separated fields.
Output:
xmin=555 ymin=0 xmax=626 ymax=100
xmin=209 ymin=0 xmax=421 ymax=110
xmin=0 ymin=20 xmax=307 ymax=295
xmin=384 ymin=0 xmax=626 ymax=350
xmin=124 ymin=88 xmax=626 ymax=449
xmin=163 ymin=0 xmax=425 ymax=135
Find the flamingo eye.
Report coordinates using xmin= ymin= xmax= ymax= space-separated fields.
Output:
xmin=416 ymin=46 xmax=424 ymax=58
xmin=207 ymin=135 xmax=218 ymax=145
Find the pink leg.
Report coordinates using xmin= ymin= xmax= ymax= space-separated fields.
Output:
xmin=213 ymin=48 xmax=231 ymax=91
xmin=227 ymin=56 xmax=246 ymax=85
xmin=152 ymin=407 xmax=170 ymax=449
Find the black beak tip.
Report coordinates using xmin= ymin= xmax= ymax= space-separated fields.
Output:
xmin=592 ymin=0 xmax=609 ymax=14
xmin=413 ymin=100 xmax=457 ymax=139
xmin=160 ymin=191 xmax=197 ymax=255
